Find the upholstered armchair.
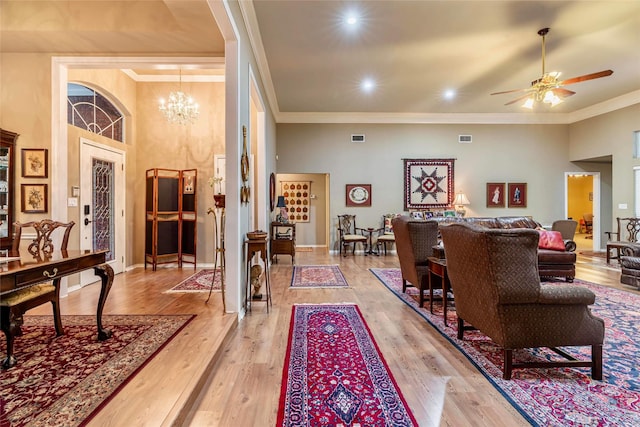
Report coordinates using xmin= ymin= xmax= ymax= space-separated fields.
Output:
xmin=440 ymin=223 xmax=604 ymax=380
xmin=620 ymin=244 xmax=640 ymax=289
xmin=391 ymin=216 xmax=439 ymax=307
xmin=337 ymin=214 xmax=367 ymax=256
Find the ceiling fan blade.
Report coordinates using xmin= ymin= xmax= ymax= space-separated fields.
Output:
xmin=504 ymin=94 xmax=532 ymax=106
xmin=560 ymin=70 xmax=613 ymax=85
xmin=552 ymin=88 xmax=576 ymax=98
xmin=490 ymin=88 xmax=529 ymax=96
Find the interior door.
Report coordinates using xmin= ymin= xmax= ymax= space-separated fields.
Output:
xmin=80 ymin=138 xmax=125 ymax=285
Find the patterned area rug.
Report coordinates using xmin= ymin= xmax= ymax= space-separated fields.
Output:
xmin=290 ymin=265 xmax=349 ymax=288
xmin=165 ymin=269 xmax=222 ymax=293
xmin=277 ymin=304 xmax=418 ymax=426
xmin=371 ymin=268 xmax=640 ymax=427
xmin=0 ymin=314 xmax=194 ymax=427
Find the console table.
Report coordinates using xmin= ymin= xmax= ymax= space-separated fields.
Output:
xmin=0 ymin=249 xmax=114 ymax=368
xmin=270 ymin=222 xmax=295 ymax=264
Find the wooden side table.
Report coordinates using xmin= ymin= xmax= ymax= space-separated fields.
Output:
xmin=270 ymin=222 xmax=295 ymax=264
xmin=428 ymin=257 xmax=453 ymax=326
xmin=245 ymin=236 xmax=271 ymax=313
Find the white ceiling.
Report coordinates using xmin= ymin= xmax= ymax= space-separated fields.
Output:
xmin=2 ymin=1 xmax=639 ymax=124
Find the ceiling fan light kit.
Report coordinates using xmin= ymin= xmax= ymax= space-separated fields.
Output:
xmin=491 ymin=28 xmax=613 ymax=110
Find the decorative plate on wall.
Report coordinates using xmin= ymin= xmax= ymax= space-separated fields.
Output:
xmin=346 ymin=184 xmax=371 ymax=207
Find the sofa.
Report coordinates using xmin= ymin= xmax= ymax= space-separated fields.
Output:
xmin=434 ymin=216 xmax=577 ymax=282
xmin=620 ymin=244 xmax=640 ymax=288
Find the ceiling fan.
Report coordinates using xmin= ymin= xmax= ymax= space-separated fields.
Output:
xmin=491 ymin=28 xmax=613 ymax=108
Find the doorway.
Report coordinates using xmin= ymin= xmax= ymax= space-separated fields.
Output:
xmin=566 ymin=172 xmax=601 ymax=252
xmin=79 ymin=138 xmax=126 ymax=286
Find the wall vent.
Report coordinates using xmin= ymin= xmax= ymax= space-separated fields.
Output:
xmin=458 ymin=135 xmax=472 ymax=143
xmin=351 ymin=134 xmax=365 ymax=143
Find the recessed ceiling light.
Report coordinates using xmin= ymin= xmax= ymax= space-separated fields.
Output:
xmin=346 ymin=15 xmax=358 ymax=25
xmin=361 ymin=78 xmax=375 ymax=93
xmin=444 ymin=89 xmax=456 ymax=100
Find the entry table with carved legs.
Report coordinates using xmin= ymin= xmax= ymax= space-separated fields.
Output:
xmin=244 ymin=236 xmax=272 ymax=313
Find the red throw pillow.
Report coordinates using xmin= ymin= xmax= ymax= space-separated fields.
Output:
xmin=537 ymin=230 xmax=566 ymax=251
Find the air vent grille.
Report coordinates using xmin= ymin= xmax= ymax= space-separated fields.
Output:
xmin=351 ymin=134 xmax=365 ymax=143
xmin=458 ymin=135 xmax=472 ymax=143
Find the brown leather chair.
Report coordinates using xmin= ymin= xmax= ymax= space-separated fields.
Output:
xmin=1 ymin=220 xmax=74 ymax=368
xmin=620 ymin=244 xmax=640 ymax=288
xmin=391 ymin=216 xmax=439 ymax=307
xmin=440 ymin=223 xmax=604 ymax=380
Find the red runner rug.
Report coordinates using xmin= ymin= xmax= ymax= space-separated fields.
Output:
xmin=0 ymin=314 xmax=194 ymax=427
xmin=371 ymin=267 xmax=640 ymax=427
xmin=290 ymin=265 xmax=349 ymax=288
xmin=277 ymin=304 xmax=418 ymax=426
xmin=165 ymin=269 xmax=222 ymax=293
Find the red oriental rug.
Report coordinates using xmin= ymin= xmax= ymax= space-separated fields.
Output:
xmin=290 ymin=265 xmax=349 ymax=288
xmin=371 ymin=267 xmax=640 ymax=427
xmin=0 ymin=314 xmax=194 ymax=427
xmin=277 ymin=304 xmax=418 ymax=426
xmin=165 ymin=269 xmax=222 ymax=293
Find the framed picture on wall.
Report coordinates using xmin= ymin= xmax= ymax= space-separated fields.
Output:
xmin=346 ymin=184 xmax=371 ymax=207
xmin=486 ymin=182 xmax=505 ymax=208
xmin=21 ymin=148 xmax=48 ymax=178
xmin=21 ymin=183 xmax=48 ymax=213
xmin=508 ymin=183 xmax=527 ymax=208
xmin=403 ymin=158 xmax=454 ymax=210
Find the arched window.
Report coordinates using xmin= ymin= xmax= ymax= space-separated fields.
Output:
xmin=67 ymin=83 xmax=124 ymax=142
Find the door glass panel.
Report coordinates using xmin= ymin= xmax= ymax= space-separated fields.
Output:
xmin=93 ymin=158 xmax=114 ymax=261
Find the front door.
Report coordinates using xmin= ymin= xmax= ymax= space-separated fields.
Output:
xmin=80 ymin=138 xmax=125 ymax=286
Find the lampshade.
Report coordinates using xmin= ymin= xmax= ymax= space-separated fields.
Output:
xmin=276 ymin=195 xmax=286 ymax=208
xmin=454 ymin=192 xmax=470 ymax=206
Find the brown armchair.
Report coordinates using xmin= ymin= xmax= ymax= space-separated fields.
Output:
xmin=1 ymin=220 xmax=74 ymax=368
xmin=391 ymin=216 xmax=439 ymax=307
xmin=440 ymin=223 xmax=604 ymax=380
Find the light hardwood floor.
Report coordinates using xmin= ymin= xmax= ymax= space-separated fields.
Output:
xmin=27 ymin=247 xmax=632 ymax=426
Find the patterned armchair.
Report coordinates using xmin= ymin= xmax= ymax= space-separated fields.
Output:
xmin=440 ymin=223 xmax=604 ymax=380
xmin=391 ymin=216 xmax=439 ymax=307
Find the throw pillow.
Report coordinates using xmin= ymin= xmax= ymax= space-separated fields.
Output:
xmin=537 ymin=230 xmax=566 ymax=251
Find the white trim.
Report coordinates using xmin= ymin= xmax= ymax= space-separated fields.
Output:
xmin=121 ymin=69 xmax=225 ymax=83
xmin=635 ymin=166 xmax=640 ymax=217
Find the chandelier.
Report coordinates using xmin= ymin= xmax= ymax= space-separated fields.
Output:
xmin=158 ymin=69 xmax=199 ymax=125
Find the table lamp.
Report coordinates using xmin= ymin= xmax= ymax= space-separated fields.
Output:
xmin=275 ymin=196 xmax=289 ymax=223
xmin=454 ymin=192 xmax=470 ymax=217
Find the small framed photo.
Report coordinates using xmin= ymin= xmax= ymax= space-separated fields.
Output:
xmin=444 ymin=210 xmax=456 ymax=217
xmin=508 ymin=183 xmax=527 ymax=208
xmin=410 ymin=210 xmax=424 ymax=220
xmin=346 ymin=184 xmax=371 ymax=207
xmin=21 ymin=183 xmax=48 ymax=213
xmin=486 ymin=182 xmax=506 ymax=208
xmin=21 ymin=148 xmax=48 ymax=178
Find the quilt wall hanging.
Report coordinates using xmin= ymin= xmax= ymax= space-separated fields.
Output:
xmin=282 ymin=181 xmax=311 ymax=222
xmin=403 ymin=158 xmax=455 ymax=210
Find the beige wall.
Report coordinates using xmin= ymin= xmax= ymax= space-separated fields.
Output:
xmin=569 ymin=104 xmax=640 ymax=233
xmin=275 ymin=123 xmax=585 ymax=250
xmin=276 ymin=173 xmax=327 ymax=246
xmin=135 ymin=80 xmax=225 ymax=265
xmin=1 ymin=53 xmax=53 ymax=226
